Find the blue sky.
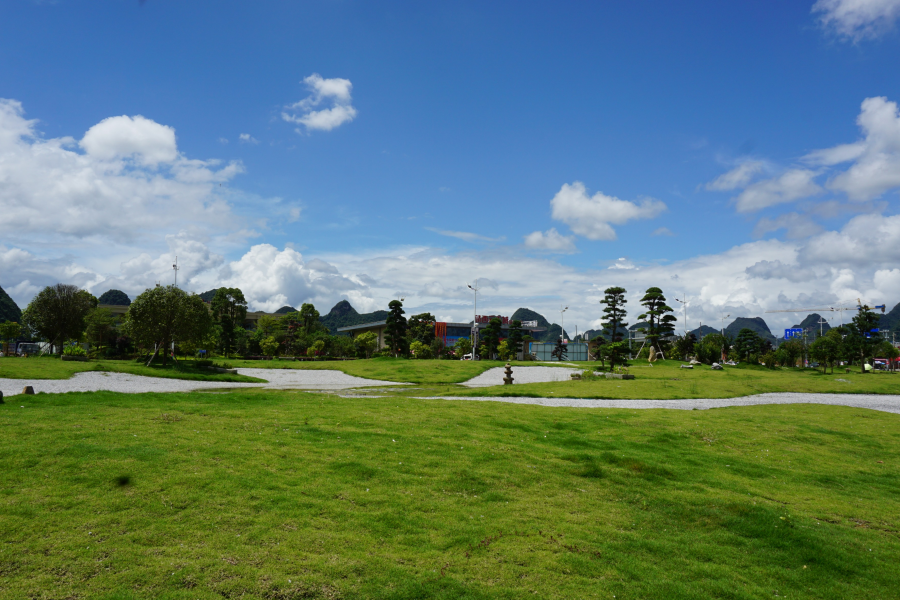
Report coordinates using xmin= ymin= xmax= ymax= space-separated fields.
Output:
xmin=3 ymin=0 xmax=900 ymax=334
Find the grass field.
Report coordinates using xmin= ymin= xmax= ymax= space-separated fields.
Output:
xmin=442 ymin=360 xmax=900 ymax=400
xmin=0 ymin=356 xmax=266 ymax=384
xmin=2 ymin=388 xmax=899 ymax=599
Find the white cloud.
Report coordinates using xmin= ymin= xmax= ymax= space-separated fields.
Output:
xmin=745 ymin=260 xmax=815 ymax=282
xmin=705 ymin=161 xmax=765 ymax=191
xmin=549 ymin=182 xmax=667 ymax=241
xmin=813 ymin=0 xmax=900 ymax=41
xmin=752 ymin=212 xmax=824 ymax=239
xmin=807 ymin=97 xmax=900 ymax=201
xmin=0 ymin=99 xmax=245 ymax=246
xmin=282 ymin=73 xmax=357 ymax=132
xmin=800 ymin=212 xmax=900 ymax=267
xmin=733 ymin=170 xmax=823 ymax=213
xmin=651 ymin=227 xmax=675 ymax=237
xmin=239 ymin=133 xmax=259 ymax=144
xmin=425 ymin=228 xmax=505 ymax=243
xmin=80 ymin=114 xmax=177 ymax=166
xmin=523 ymin=228 xmax=577 ymax=253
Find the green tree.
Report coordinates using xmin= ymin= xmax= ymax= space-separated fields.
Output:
xmin=260 ymin=336 xmax=280 ymax=356
xmin=124 ymin=285 xmax=211 ymax=366
xmin=733 ymin=328 xmax=762 ymax=362
xmin=810 ymin=330 xmax=842 ymax=374
xmin=601 ymin=287 xmax=628 ymax=369
xmin=408 ymin=313 xmax=437 ymax=345
xmin=588 ymin=335 xmax=607 ymax=366
xmin=211 ymin=288 xmax=248 ymax=357
xmin=636 ymin=287 xmax=676 ymax=354
xmin=384 ymin=300 xmax=408 ymax=357
xmin=97 ymin=289 xmax=131 ymax=306
xmin=506 ymin=320 xmax=524 ymax=359
xmin=778 ymin=339 xmax=804 ymax=368
xmin=255 ymin=314 xmax=282 ymax=338
xmin=453 ymin=337 xmax=472 ymax=359
xmin=85 ymin=307 xmax=118 ymax=355
xmin=551 ymin=337 xmax=568 ymax=361
xmin=670 ymin=333 xmax=696 ymax=361
xmin=22 ymin=284 xmax=97 ymax=353
xmin=410 ymin=340 xmax=434 ymax=359
xmin=298 ymin=303 xmax=321 ymax=335
xmin=0 ymin=321 xmax=21 ymax=354
xmin=481 ymin=318 xmax=503 ymax=359
xmin=851 ymin=305 xmax=881 ymax=374
xmin=355 ymin=331 xmax=378 ymax=358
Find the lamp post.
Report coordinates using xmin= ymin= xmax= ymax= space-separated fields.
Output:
xmin=560 ymin=305 xmax=568 ymax=342
xmin=674 ymin=296 xmax=688 ymax=334
xmin=720 ymin=314 xmax=730 ymax=336
xmin=172 ymin=256 xmax=180 ymax=287
xmin=467 ymin=281 xmax=479 ymax=351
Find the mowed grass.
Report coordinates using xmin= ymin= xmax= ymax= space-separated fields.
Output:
xmin=0 ymin=356 xmax=265 ymax=384
xmin=229 ymin=357 xmax=508 ymax=384
xmin=443 ymin=360 xmax=900 ymax=399
xmin=2 ymin=390 xmax=899 ymax=599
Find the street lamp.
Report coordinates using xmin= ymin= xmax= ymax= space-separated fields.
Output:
xmin=172 ymin=256 xmax=180 ymax=287
xmin=720 ymin=314 xmax=730 ymax=336
xmin=467 ymin=281 xmax=479 ymax=350
xmin=560 ymin=305 xmax=568 ymax=341
xmin=674 ymin=296 xmax=688 ymax=334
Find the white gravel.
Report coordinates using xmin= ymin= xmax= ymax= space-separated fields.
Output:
xmin=0 ymin=368 xmax=405 ymax=397
xmin=461 ymin=366 xmax=579 ymax=387
xmin=413 ymin=392 xmax=900 ymax=414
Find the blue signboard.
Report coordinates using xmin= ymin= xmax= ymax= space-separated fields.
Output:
xmin=784 ymin=328 xmax=803 ymax=340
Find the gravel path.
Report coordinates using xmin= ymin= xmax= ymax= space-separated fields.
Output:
xmin=0 ymin=368 xmax=405 ymax=397
xmin=461 ymin=366 xmax=580 ymax=387
xmin=413 ymin=392 xmax=900 ymax=414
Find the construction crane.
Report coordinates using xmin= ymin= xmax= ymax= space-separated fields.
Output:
xmin=766 ymin=301 xmax=885 ymax=329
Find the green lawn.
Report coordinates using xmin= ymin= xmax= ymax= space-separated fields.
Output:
xmin=442 ymin=360 xmax=900 ymax=399
xmin=0 ymin=356 xmax=266 ymax=384
xmin=228 ymin=356 xmax=508 ymax=384
xmin=1 ymin=389 xmax=899 ymax=599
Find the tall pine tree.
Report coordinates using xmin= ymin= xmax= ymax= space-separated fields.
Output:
xmin=600 ymin=287 xmax=628 ymax=369
xmin=636 ymin=287 xmax=676 ymax=356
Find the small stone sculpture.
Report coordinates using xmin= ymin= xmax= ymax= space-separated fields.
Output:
xmin=503 ymin=363 xmax=514 ymax=385
xmin=648 ymin=346 xmax=657 ymax=362
xmin=22 ymin=386 xmax=34 ymax=395
xmin=0 ymin=390 xmax=3 ymax=404
xmin=711 ymin=363 xmax=723 ymax=370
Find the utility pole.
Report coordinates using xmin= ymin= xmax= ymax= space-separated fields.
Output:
xmin=469 ymin=284 xmax=478 ymax=350
xmin=560 ymin=305 xmax=568 ymax=342
xmin=817 ymin=316 xmax=828 ymax=338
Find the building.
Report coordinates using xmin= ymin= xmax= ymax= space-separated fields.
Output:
xmin=338 ymin=317 xmax=545 ymax=350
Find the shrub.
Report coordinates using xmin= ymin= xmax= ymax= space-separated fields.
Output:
xmin=63 ymin=342 xmax=86 ymax=357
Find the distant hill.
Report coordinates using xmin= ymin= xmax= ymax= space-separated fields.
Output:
xmin=198 ymin=288 xmax=221 ymax=302
xmin=725 ymin=317 xmax=775 ymax=342
xmin=690 ymin=325 xmax=721 ymax=339
xmin=877 ymin=302 xmax=900 ymax=337
xmin=786 ymin=313 xmax=832 ymax=340
xmin=0 ymin=285 xmax=21 ymax=323
xmin=319 ymin=300 xmax=389 ymax=334
xmin=510 ymin=307 xmax=572 ymax=342
xmin=98 ymin=289 xmax=131 ymax=306
xmin=275 ymin=305 xmax=296 ymax=314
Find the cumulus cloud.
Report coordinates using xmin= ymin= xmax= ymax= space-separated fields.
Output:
xmin=806 ymin=96 xmax=900 ymax=201
xmin=239 ymin=133 xmax=259 ymax=144
xmin=282 ymin=73 xmax=357 ymax=132
xmin=733 ymin=169 xmax=823 ymax=213
xmin=523 ymin=228 xmax=577 ymax=253
xmin=80 ymin=114 xmax=177 ymax=166
xmin=0 ymin=99 xmax=245 ymax=245
xmin=705 ymin=160 xmax=765 ymax=191
xmin=549 ymin=182 xmax=667 ymax=241
xmin=813 ymin=0 xmax=900 ymax=41
xmin=800 ymin=212 xmax=900 ymax=267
